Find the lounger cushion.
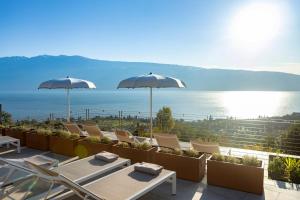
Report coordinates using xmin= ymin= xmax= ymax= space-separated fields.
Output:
xmin=95 ymin=151 xmax=119 ymax=162
xmin=134 ymin=162 xmax=163 ymax=175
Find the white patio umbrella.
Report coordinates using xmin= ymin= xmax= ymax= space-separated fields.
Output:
xmin=117 ymin=72 xmax=186 ymax=142
xmin=38 ymin=77 xmax=96 ymax=122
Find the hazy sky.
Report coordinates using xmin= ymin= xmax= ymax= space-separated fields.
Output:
xmin=0 ymin=0 xmax=299 ymax=74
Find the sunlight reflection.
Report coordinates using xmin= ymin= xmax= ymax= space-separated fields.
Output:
xmin=221 ymin=91 xmax=288 ymax=119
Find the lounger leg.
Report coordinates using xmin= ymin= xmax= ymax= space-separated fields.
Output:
xmin=16 ymin=141 xmax=20 ymax=153
xmin=171 ymin=174 xmax=176 ymax=195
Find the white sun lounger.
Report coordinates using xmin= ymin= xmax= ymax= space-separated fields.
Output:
xmin=42 ymin=164 xmax=176 ymax=200
xmin=0 ymin=155 xmax=58 ymax=189
xmin=0 ymin=136 xmax=21 ymax=153
xmin=0 ymin=155 xmax=130 ymax=200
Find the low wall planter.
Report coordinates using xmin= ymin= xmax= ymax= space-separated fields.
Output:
xmin=153 ymin=151 xmax=206 ymax=182
xmin=76 ymin=140 xmax=115 ymax=157
xmin=111 ymin=144 xmax=157 ymax=164
xmin=49 ymin=136 xmax=78 ymax=157
xmin=5 ymin=128 xmax=28 ymax=146
xmin=26 ymin=132 xmax=49 ymax=151
xmin=207 ymin=156 xmax=264 ymax=194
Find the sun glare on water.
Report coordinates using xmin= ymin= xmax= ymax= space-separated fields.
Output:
xmin=229 ymin=2 xmax=286 ymax=50
xmin=222 ymin=91 xmax=288 ymax=119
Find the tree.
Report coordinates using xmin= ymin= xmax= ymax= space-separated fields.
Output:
xmin=156 ymin=107 xmax=175 ymax=132
xmin=0 ymin=111 xmax=13 ymax=126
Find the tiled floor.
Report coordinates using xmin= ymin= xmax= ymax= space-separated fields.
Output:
xmin=0 ymin=146 xmax=299 ymax=200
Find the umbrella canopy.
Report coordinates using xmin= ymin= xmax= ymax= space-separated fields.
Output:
xmin=38 ymin=77 xmax=96 ymax=89
xmin=117 ymin=73 xmax=186 ymax=89
xmin=117 ymin=73 xmax=186 ymax=142
xmin=38 ymin=77 xmax=96 ymax=121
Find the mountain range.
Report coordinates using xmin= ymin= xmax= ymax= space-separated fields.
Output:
xmin=0 ymin=55 xmax=300 ymax=91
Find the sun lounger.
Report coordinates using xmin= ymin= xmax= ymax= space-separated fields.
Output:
xmin=115 ymin=130 xmax=146 ymax=144
xmin=0 ymin=155 xmax=130 ymax=199
xmin=0 ymin=155 xmax=58 ymax=188
xmin=63 ymin=123 xmax=82 ymax=135
xmin=0 ymin=136 xmax=21 ymax=153
xmin=82 ymin=123 xmax=105 ymax=139
xmin=154 ymin=133 xmax=181 ymax=151
xmin=30 ymin=163 xmax=176 ymax=200
xmin=190 ymin=140 xmax=220 ymax=154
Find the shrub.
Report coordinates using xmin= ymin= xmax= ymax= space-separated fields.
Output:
xmin=211 ymin=153 xmax=225 ymax=162
xmin=160 ymin=148 xmax=183 ymax=156
xmin=85 ymin=136 xmax=100 ymax=143
xmin=117 ymin=142 xmax=130 ymax=148
xmin=135 ymin=142 xmax=152 ymax=151
xmin=35 ymin=128 xmax=52 ymax=136
xmin=52 ymin=130 xmax=79 ymax=140
xmin=242 ymin=155 xmax=260 ymax=167
xmin=268 ymin=156 xmax=285 ymax=180
xmin=100 ymin=136 xmax=112 ymax=144
xmin=184 ymin=149 xmax=199 ymax=158
xmin=284 ymin=157 xmax=300 ymax=183
xmin=225 ymin=156 xmax=240 ymax=164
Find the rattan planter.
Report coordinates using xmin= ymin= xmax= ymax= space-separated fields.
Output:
xmin=207 ymin=156 xmax=264 ymax=194
xmin=49 ymin=136 xmax=78 ymax=157
xmin=153 ymin=151 xmax=206 ymax=182
xmin=26 ymin=132 xmax=49 ymax=151
xmin=111 ymin=144 xmax=157 ymax=164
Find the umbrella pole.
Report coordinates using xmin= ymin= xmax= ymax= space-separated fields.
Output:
xmin=150 ymin=87 xmax=153 ymax=143
xmin=67 ymin=88 xmax=70 ymax=122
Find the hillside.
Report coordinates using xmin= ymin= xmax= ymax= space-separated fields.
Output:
xmin=0 ymin=55 xmax=300 ymax=91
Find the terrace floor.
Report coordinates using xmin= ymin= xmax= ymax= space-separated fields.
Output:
xmin=0 ymin=143 xmax=299 ymax=200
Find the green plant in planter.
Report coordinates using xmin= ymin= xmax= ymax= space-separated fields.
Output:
xmin=35 ymin=128 xmax=52 ymax=136
xmin=11 ymin=126 xmax=31 ymax=133
xmin=53 ymin=130 xmax=79 ymax=140
xmin=100 ymin=136 xmax=112 ymax=144
xmin=211 ymin=153 xmax=225 ymax=162
xmin=242 ymin=155 xmax=260 ymax=167
xmin=268 ymin=156 xmax=285 ymax=180
xmin=85 ymin=136 xmax=112 ymax=144
xmin=160 ymin=148 xmax=183 ymax=156
xmin=184 ymin=149 xmax=199 ymax=158
xmin=225 ymin=155 xmax=240 ymax=164
xmin=117 ymin=142 xmax=130 ymax=148
xmin=135 ymin=142 xmax=152 ymax=151
xmin=284 ymin=157 xmax=300 ymax=183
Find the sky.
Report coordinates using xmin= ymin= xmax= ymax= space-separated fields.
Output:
xmin=0 ymin=0 xmax=300 ymax=74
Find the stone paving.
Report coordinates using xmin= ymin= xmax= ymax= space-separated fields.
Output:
xmin=0 ymin=142 xmax=299 ymax=200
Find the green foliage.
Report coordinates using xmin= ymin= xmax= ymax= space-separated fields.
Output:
xmin=51 ymin=130 xmax=80 ymax=140
xmin=156 ymin=107 xmax=175 ymax=132
xmin=100 ymin=136 xmax=112 ymax=144
xmin=184 ymin=149 xmax=199 ymax=158
xmin=211 ymin=153 xmax=225 ymax=161
xmin=85 ymin=136 xmax=100 ymax=143
xmin=160 ymin=148 xmax=183 ymax=156
xmin=225 ymin=156 xmax=240 ymax=164
xmin=0 ymin=111 xmax=13 ymax=126
xmin=284 ymin=157 xmax=300 ymax=183
xmin=242 ymin=155 xmax=260 ymax=167
xmin=268 ymin=156 xmax=300 ymax=184
xmin=117 ymin=142 xmax=130 ymax=148
xmin=268 ymin=156 xmax=285 ymax=180
xmin=35 ymin=128 xmax=52 ymax=136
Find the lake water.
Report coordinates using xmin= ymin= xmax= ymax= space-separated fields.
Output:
xmin=0 ymin=90 xmax=299 ymax=120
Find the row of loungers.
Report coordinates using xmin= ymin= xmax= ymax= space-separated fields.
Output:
xmin=64 ymin=123 xmax=222 ymax=154
xmin=0 ymin=152 xmax=176 ymax=200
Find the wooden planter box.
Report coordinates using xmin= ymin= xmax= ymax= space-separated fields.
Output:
xmin=207 ymin=156 xmax=264 ymax=194
xmin=76 ymin=140 xmax=115 ymax=157
xmin=5 ymin=128 xmax=28 ymax=146
xmin=153 ymin=151 xmax=206 ymax=182
xmin=49 ymin=136 xmax=78 ymax=157
xmin=26 ymin=132 xmax=49 ymax=151
xmin=111 ymin=144 xmax=157 ymax=164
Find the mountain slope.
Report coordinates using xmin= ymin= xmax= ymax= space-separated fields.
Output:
xmin=0 ymin=55 xmax=299 ymax=91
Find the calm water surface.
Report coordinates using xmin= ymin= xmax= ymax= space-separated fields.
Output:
xmin=0 ymin=90 xmax=298 ymax=120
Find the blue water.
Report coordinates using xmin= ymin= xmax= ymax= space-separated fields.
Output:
xmin=0 ymin=90 xmax=299 ymax=120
